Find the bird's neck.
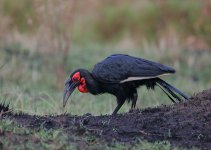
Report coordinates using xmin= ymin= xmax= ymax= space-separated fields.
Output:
xmin=82 ymin=70 xmax=100 ymax=95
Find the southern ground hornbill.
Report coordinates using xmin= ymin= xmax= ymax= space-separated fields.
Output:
xmin=63 ymin=54 xmax=189 ymax=115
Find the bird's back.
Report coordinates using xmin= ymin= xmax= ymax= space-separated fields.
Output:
xmin=92 ymin=54 xmax=175 ymax=83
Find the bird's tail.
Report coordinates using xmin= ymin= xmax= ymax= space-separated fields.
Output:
xmin=156 ymin=78 xmax=189 ymax=103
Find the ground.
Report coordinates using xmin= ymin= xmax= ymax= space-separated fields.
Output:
xmin=0 ymin=89 xmax=211 ymax=149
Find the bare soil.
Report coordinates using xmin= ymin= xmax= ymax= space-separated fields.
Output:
xmin=1 ymin=89 xmax=211 ymax=149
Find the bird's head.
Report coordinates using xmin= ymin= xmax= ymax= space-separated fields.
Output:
xmin=63 ymin=69 xmax=89 ymax=107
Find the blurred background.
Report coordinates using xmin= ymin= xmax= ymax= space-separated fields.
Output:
xmin=0 ymin=0 xmax=210 ymax=115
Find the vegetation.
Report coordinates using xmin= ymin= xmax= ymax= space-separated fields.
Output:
xmin=0 ymin=0 xmax=210 ymax=149
xmin=1 ymin=118 xmax=188 ymax=150
xmin=0 ymin=44 xmax=210 ymax=115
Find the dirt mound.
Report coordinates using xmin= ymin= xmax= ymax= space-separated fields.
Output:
xmin=2 ymin=89 xmax=211 ymax=149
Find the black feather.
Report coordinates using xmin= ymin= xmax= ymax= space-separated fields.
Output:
xmin=92 ymin=54 xmax=175 ymax=83
xmin=156 ymin=78 xmax=189 ymax=100
xmin=66 ymin=54 xmax=188 ymax=115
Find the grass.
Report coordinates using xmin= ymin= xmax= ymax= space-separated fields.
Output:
xmin=0 ymin=43 xmax=210 ymax=149
xmin=0 ymin=0 xmax=210 ymax=149
xmin=0 ymin=118 xmax=188 ymax=150
xmin=0 ymin=44 xmax=210 ymax=115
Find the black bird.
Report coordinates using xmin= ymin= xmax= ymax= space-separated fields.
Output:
xmin=63 ymin=54 xmax=189 ymax=115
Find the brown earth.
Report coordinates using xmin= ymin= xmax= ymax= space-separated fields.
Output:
xmin=1 ymin=89 xmax=211 ymax=149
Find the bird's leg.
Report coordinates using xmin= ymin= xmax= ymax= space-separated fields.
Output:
xmin=131 ymin=90 xmax=138 ymax=109
xmin=112 ymin=98 xmax=126 ymax=115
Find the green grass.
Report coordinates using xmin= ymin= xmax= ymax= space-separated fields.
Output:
xmin=0 ymin=44 xmax=211 ymax=115
xmin=0 ymin=0 xmax=210 ymax=148
xmin=0 ymin=44 xmax=210 ymax=115
xmin=0 ymin=44 xmax=210 ymax=149
xmin=0 ymin=118 xmax=188 ymax=150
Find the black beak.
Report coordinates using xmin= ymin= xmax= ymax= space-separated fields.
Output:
xmin=63 ymin=79 xmax=79 ymax=107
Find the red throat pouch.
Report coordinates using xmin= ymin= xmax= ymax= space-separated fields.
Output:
xmin=78 ymin=78 xmax=88 ymax=93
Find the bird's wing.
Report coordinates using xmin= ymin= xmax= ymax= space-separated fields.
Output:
xmin=92 ymin=54 xmax=175 ymax=83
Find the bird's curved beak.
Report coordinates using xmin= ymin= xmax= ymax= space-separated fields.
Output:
xmin=63 ymin=79 xmax=79 ymax=107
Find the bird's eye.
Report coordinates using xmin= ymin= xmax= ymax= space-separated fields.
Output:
xmin=72 ymin=77 xmax=78 ymax=81
xmin=71 ymin=72 xmax=81 ymax=82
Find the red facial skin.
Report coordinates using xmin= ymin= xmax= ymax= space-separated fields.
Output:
xmin=72 ymin=72 xmax=88 ymax=93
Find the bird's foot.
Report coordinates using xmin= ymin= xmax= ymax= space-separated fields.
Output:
xmin=129 ymin=107 xmax=140 ymax=113
xmin=129 ymin=108 xmax=135 ymax=113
